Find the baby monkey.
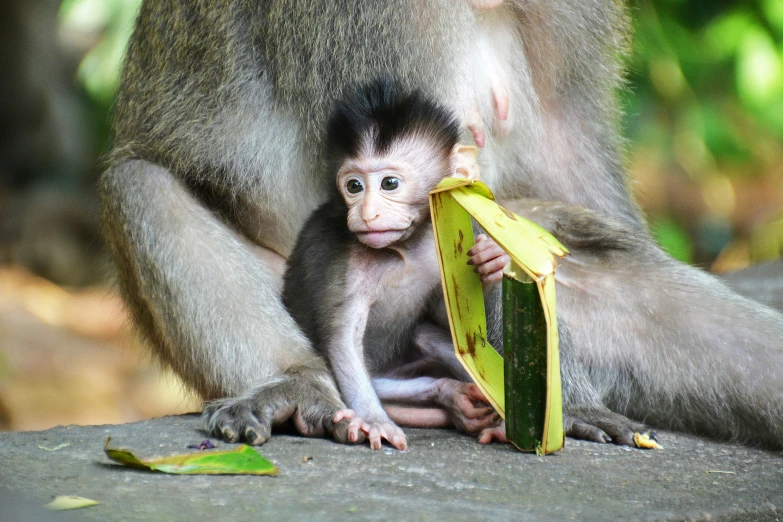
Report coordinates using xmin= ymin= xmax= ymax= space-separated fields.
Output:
xmin=283 ymin=79 xmax=508 ymax=450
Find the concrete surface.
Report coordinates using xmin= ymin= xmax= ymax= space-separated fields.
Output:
xmin=0 ymin=414 xmax=780 ymax=521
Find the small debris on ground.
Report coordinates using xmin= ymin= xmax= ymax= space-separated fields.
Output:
xmin=187 ymin=440 xmax=216 ymax=450
xmin=45 ymin=496 xmax=99 ymax=511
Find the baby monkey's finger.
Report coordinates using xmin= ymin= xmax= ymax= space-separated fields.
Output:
xmin=467 ymin=234 xmax=493 ymax=261
xmin=333 ymin=409 xmax=354 ymax=423
xmin=475 ymin=255 xmax=509 ymax=276
xmin=346 ymin=416 xmax=368 ymax=444
xmin=331 ymin=409 xmax=366 ymax=445
xmin=478 ymin=423 xmax=508 ymax=445
xmin=481 ymin=272 xmax=504 ymax=286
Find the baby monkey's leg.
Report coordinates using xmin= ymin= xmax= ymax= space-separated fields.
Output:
xmin=384 ymin=406 xmax=451 ymax=428
xmin=373 ymin=377 xmax=500 ymax=434
xmin=410 ymin=322 xmax=471 ymax=381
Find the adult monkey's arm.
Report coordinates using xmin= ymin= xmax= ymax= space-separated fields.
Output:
xmin=101 ymin=0 xmax=783 ymax=449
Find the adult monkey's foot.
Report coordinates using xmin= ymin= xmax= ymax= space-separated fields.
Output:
xmin=564 ymin=407 xmax=658 ymax=448
xmin=478 ymin=408 xmax=658 ymax=449
xmin=203 ymin=366 xmax=363 ymax=446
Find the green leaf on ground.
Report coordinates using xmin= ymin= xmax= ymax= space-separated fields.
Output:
xmin=104 ymin=438 xmax=279 ymax=475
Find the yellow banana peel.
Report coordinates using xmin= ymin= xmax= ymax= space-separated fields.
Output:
xmin=429 ymin=178 xmax=566 ymax=454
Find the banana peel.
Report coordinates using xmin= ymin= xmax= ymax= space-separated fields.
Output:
xmin=429 ymin=178 xmax=566 ymax=454
xmin=634 ymin=432 xmax=663 ymax=450
xmin=104 ymin=438 xmax=279 ymax=475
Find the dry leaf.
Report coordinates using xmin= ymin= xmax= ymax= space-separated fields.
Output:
xmin=45 ymin=496 xmax=99 ymax=511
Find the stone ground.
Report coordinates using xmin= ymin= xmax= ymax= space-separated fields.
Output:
xmin=0 ymin=415 xmax=780 ymax=521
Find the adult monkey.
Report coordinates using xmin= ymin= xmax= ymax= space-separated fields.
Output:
xmin=101 ymin=0 xmax=783 ymax=449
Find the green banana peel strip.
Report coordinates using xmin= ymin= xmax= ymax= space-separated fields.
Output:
xmin=104 ymin=438 xmax=279 ymax=475
xmin=429 ymin=179 xmax=566 ymax=454
xmin=538 ymin=273 xmax=564 ymax=453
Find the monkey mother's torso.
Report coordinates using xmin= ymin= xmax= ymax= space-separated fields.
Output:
xmin=283 ymin=203 xmax=445 ymax=375
xmin=112 ymin=0 xmax=638 ymax=265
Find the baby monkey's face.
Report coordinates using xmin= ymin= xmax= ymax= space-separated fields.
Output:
xmin=337 ymin=157 xmax=427 ymax=249
xmin=336 ymin=141 xmax=479 ymax=249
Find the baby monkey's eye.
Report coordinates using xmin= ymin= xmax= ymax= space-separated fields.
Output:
xmin=381 ymin=177 xmax=400 ymax=191
xmin=346 ymin=179 xmax=364 ymax=194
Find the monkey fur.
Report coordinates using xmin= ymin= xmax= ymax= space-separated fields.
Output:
xmin=283 ymin=80 xmax=504 ymax=450
xmin=100 ymin=0 xmax=783 ymax=449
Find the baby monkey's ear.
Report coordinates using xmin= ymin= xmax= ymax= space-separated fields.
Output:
xmin=451 ymin=144 xmax=480 ymax=181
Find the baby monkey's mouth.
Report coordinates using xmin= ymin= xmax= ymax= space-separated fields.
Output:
xmin=355 ymin=226 xmax=414 ymax=249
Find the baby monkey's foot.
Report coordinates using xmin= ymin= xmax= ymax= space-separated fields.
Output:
xmin=477 ymin=422 xmax=508 ymax=445
xmin=334 ymin=410 xmax=408 ymax=451
xmin=436 ymin=379 xmax=500 ymax=434
xmin=467 ymin=233 xmax=511 ymax=286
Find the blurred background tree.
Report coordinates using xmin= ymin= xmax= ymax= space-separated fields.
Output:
xmin=624 ymin=0 xmax=783 ymax=268
xmin=0 ymin=0 xmax=780 ymax=431
xmin=3 ymin=0 xmax=782 ymax=281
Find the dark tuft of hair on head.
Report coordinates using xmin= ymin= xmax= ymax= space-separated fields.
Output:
xmin=325 ymin=76 xmax=460 ymax=173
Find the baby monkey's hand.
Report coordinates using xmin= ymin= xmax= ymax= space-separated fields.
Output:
xmin=467 ymin=234 xmax=511 ymax=286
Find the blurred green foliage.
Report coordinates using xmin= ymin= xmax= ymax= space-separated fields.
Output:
xmin=57 ymin=0 xmax=782 ymax=266
xmin=59 ymin=0 xmax=141 ymax=107
xmin=650 ymin=217 xmax=694 ymax=263
xmin=626 ymin=0 xmax=783 ymax=264
xmin=626 ymin=0 xmax=783 ymax=166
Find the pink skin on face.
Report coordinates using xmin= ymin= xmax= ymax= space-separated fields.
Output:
xmin=350 ymin=183 xmax=414 ymax=248
xmin=342 ymin=170 xmax=418 ymax=249
xmin=337 ymin=144 xmax=448 ymax=250
xmin=355 ymin=230 xmax=410 ymax=249
xmin=346 ymin=175 xmax=420 ymax=249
